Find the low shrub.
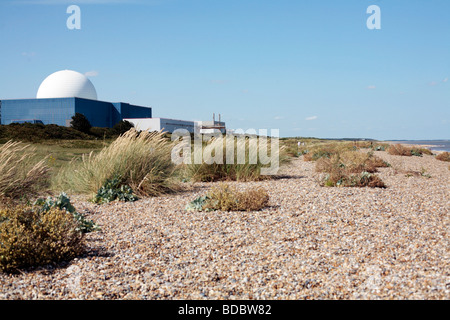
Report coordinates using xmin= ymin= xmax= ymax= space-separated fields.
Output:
xmin=186 ymin=183 xmax=269 ymax=212
xmin=322 ymin=171 xmax=386 ymax=188
xmin=0 ymin=140 xmax=50 ymax=199
xmin=316 ymin=153 xmax=386 ymax=188
xmin=410 ymin=148 xmax=433 ymax=157
xmin=0 ymin=123 xmax=92 ymax=143
xmin=111 ymin=120 xmax=134 ymax=136
xmin=0 ymin=206 xmax=85 ymax=273
xmin=70 ymin=113 xmax=92 ymax=134
xmin=92 ymin=176 xmax=138 ymax=204
xmin=436 ymin=152 xmax=450 ymax=162
xmin=316 ymin=151 xmax=389 ymax=175
xmin=366 ymin=155 xmax=391 ymax=170
xmin=89 ymin=127 xmax=114 ymax=139
xmin=388 ymin=144 xmax=433 ymax=157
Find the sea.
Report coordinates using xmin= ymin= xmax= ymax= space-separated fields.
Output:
xmin=386 ymin=140 xmax=450 ymax=152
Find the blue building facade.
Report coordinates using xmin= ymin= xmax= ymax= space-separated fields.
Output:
xmin=0 ymin=97 xmax=151 ymax=128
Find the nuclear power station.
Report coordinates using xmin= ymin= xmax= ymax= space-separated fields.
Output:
xmin=0 ymin=70 xmax=225 ymax=134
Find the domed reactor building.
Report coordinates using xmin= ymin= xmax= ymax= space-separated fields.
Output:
xmin=0 ymin=70 xmax=152 ymax=128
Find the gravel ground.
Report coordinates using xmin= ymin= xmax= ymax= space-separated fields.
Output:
xmin=1 ymin=150 xmax=449 ymax=300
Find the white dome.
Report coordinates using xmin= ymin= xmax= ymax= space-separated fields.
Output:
xmin=36 ymin=70 xmax=97 ymax=100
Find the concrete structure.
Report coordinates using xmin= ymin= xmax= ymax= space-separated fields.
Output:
xmin=195 ymin=120 xmax=226 ymax=134
xmin=125 ymin=118 xmax=197 ymax=133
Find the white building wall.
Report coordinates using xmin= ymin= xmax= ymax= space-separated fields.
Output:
xmin=124 ymin=118 xmax=162 ymax=132
xmin=124 ymin=118 xmax=195 ymax=133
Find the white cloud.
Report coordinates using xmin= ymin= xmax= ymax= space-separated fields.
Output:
xmin=274 ymin=116 xmax=284 ymax=120
xmin=429 ymin=81 xmax=438 ymax=86
xmin=367 ymin=85 xmax=376 ymax=90
xmin=84 ymin=70 xmax=99 ymax=77
xmin=444 ymin=78 xmax=448 ymax=83
xmin=305 ymin=116 xmax=318 ymax=121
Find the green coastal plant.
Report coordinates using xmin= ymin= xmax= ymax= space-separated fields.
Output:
xmin=34 ymin=193 xmax=99 ymax=234
xmin=185 ymin=195 xmax=211 ymax=212
xmin=92 ymin=176 xmax=138 ymax=204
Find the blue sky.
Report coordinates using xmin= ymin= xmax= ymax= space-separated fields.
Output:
xmin=0 ymin=0 xmax=449 ymax=139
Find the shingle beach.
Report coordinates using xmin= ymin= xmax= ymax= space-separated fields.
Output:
xmin=1 ymin=150 xmax=449 ymax=300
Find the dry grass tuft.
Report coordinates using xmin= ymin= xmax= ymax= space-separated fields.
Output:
xmin=187 ymin=183 xmax=269 ymax=212
xmin=302 ymin=141 xmax=356 ymax=162
xmin=183 ymin=135 xmax=286 ymax=182
xmin=0 ymin=140 xmax=50 ymax=199
xmin=387 ymin=144 xmax=412 ymax=156
xmin=436 ymin=152 xmax=450 ymax=162
xmin=388 ymin=144 xmax=433 ymax=157
xmin=207 ymin=184 xmax=269 ymax=212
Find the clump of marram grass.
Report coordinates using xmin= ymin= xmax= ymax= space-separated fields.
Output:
xmin=302 ymin=141 xmax=357 ymax=162
xmin=54 ymin=129 xmax=180 ymax=197
xmin=186 ymin=183 xmax=269 ymax=212
xmin=0 ymin=206 xmax=85 ymax=273
xmin=0 ymin=140 xmax=50 ymax=199
xmin=182 ymin=135 xmax=287 ymax=182
xmin=436 ymin=152 xmax=450 ymax=162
